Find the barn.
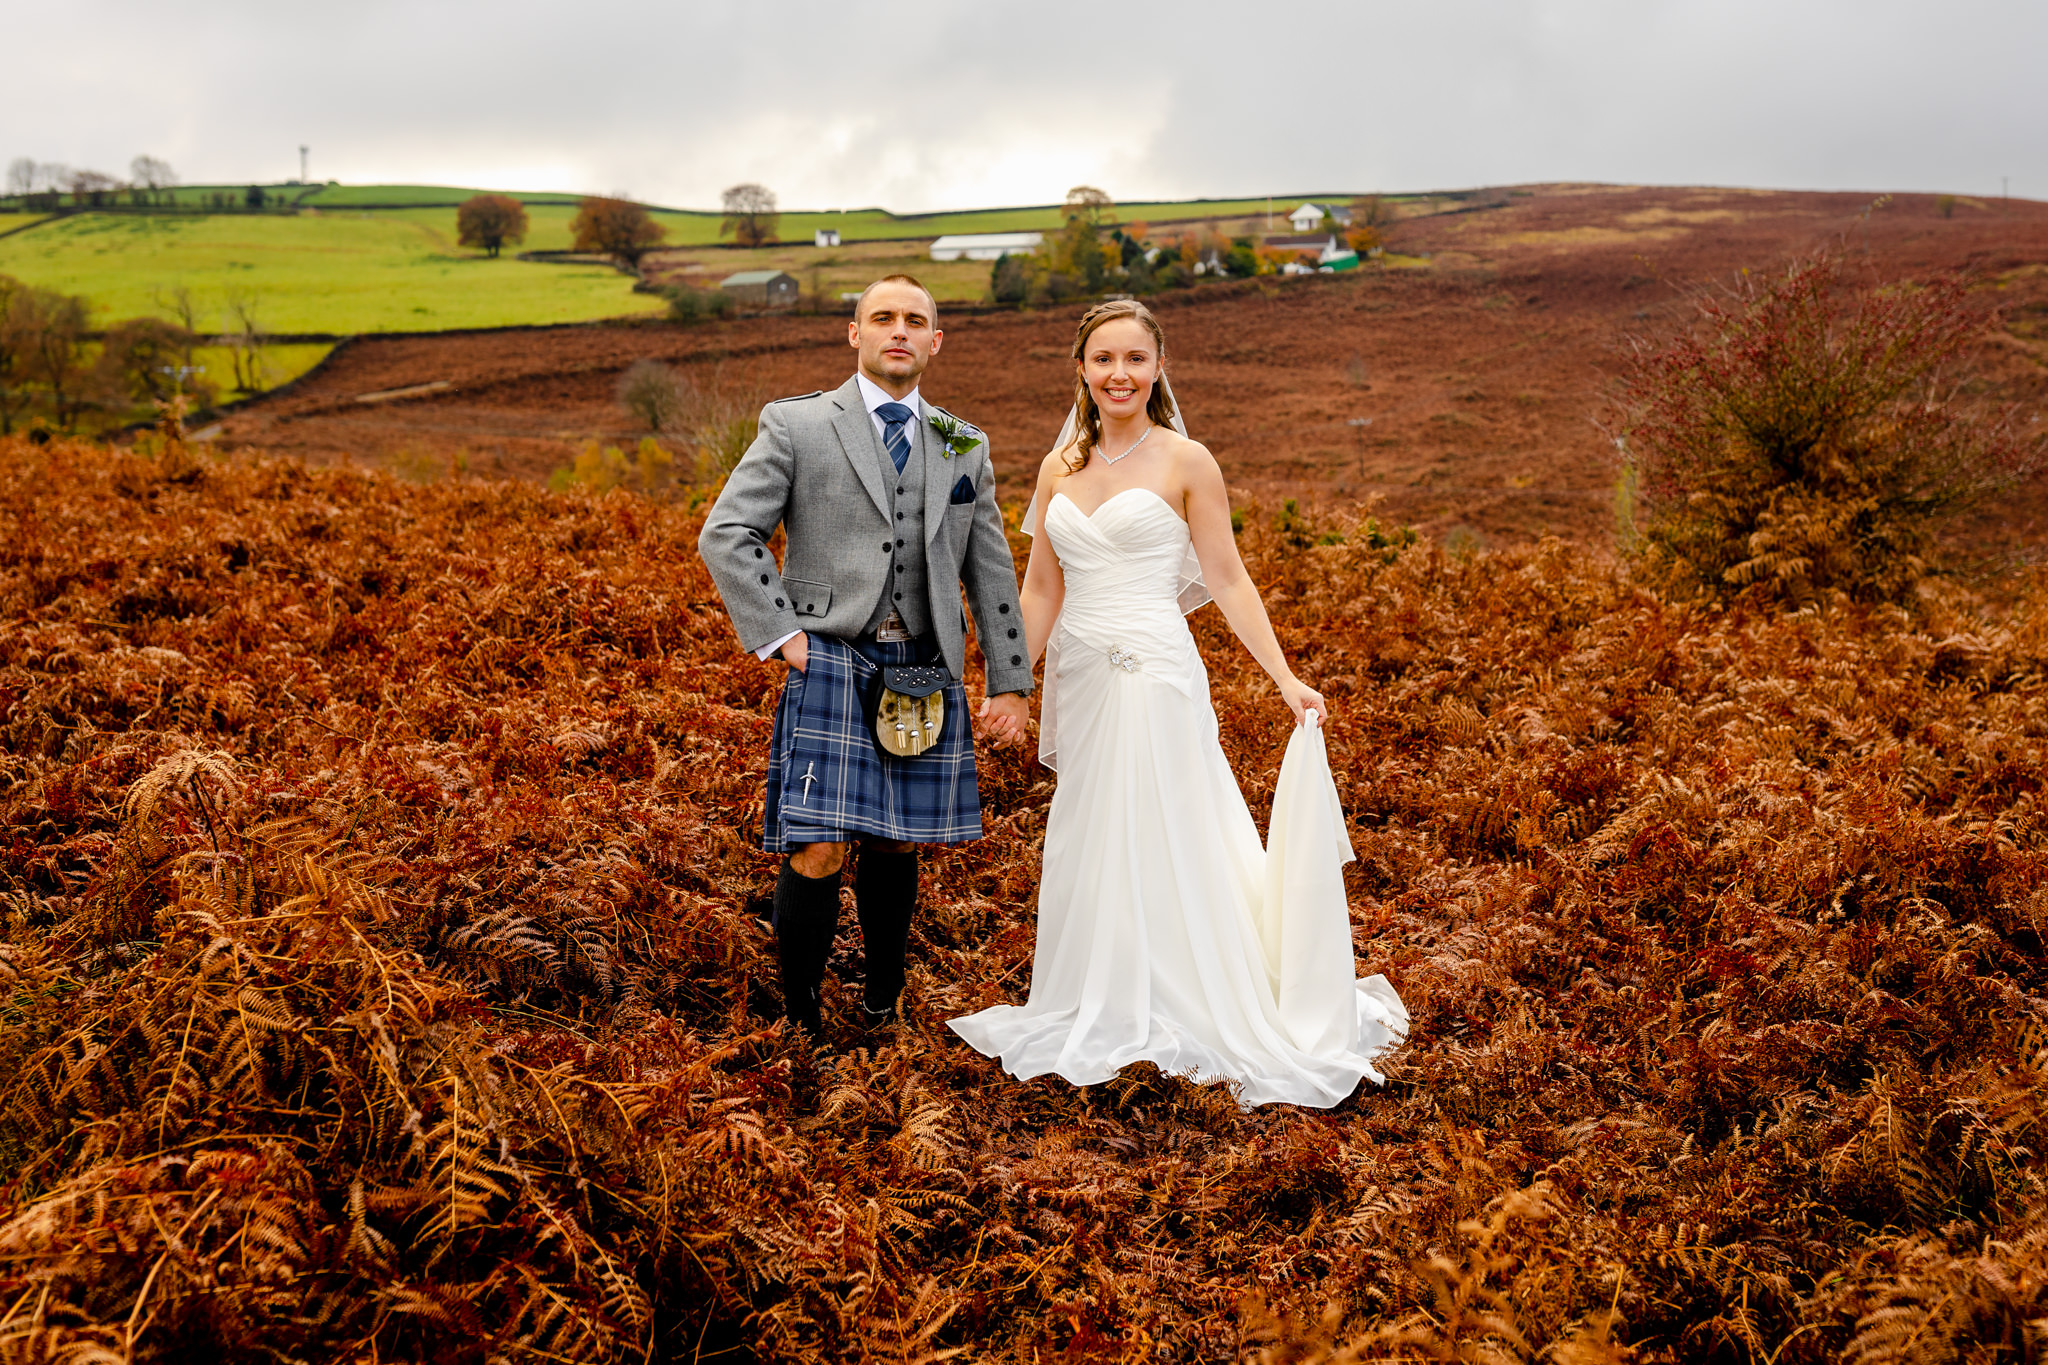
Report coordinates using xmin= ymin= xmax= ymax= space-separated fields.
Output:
xmin=928 ymin=232 xmax=1043 ymax=261
xmin=720 ymin=270 xmax=800 ymax=308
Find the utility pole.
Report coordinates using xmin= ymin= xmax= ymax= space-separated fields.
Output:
xmin=299 ymin=146 xmax=309 ymax=184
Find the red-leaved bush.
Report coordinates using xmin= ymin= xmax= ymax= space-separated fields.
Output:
xmin=0 ymin=434 xmax=2043 ymax=1362
xmin=1616 ymin=253 xmax=2043 ymax=604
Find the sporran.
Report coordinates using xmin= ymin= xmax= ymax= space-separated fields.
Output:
xmin=865 ymin=664 xmax=950 ymax=758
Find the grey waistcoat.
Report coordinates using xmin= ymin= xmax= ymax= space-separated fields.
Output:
xmin=863 ymin=414 xmax=933 ymax=638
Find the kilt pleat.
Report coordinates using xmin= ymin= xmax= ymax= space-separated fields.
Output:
xmin=763 ymin=634 xmax=982 ymax=851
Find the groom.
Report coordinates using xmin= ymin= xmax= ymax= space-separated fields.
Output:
xmin=698 ymin=274 xmax=1031 ymax=1043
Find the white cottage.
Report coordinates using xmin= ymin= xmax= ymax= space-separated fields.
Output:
xmin=814 ymin=227 xmax=841 ymax=247
xmin=1288 ymin=202 xmax=1353 ymax=233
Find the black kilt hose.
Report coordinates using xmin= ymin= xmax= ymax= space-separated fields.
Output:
xmin=762 ymin=633 xmax=981 ymax=852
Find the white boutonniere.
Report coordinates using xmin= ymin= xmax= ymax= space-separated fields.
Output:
xmin=927 ymin=412 xmax=983 ymax=460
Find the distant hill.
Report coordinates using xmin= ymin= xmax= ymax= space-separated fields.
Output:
xmin=0 ymin=180 xmax=1382 ymax=244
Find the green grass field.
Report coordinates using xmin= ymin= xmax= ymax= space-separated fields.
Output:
xmin=0 ymin=185 xmax=1398 ymax=344
xmin=0 ymin=214 xmax=51 ymax=239
xmin=0 ymin=212 xmax=662 ymax=334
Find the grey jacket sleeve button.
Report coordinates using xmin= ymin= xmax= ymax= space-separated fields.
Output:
xmin=775 ymin=598 xmax=784 ymax=608
xmin=1007 ymin=628 xmax=1017 ymax=638
xmin=754 ymin=547 xmax=764 ymax=559
xmin=998 ymin=604 xmax=1011 ymax=614
xmin=1010 ymin=655 xmax=1023 ymax=665
xmin=759 ymin=573 xmax=770 ymax=584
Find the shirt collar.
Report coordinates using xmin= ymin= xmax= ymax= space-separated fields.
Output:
xmin=855 ymin=370 xmax=921 ymax=417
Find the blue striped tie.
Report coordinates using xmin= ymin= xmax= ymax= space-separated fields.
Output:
xmin=876 ymin=401 xmax=913 ymax=474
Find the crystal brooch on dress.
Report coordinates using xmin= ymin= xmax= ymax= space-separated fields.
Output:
xmin=1107 ymin=645 xmax=1142 ymax=672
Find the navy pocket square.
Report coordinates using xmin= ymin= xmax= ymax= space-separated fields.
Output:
xmin=949 ymin=475 xmax=977 ymax=505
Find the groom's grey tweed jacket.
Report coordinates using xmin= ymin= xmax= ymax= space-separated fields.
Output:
xmin=698 ymin=376 xmax=1033 ymax=696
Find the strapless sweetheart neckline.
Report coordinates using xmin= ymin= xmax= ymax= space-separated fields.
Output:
xmin=1052 ymin=487 xmax=1185 ymax=525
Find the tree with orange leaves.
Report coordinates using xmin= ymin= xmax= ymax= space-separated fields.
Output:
xmin=571 ymin=196 xmax=666 ymax=268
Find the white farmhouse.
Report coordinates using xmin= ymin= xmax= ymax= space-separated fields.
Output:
xmin=928 ymin=232 xmax=1044 ymax=262
xmin=814 ymin=228 xmax=841 ymax=247
xmin=1288 ymin=202 xmax=1354 ymax=233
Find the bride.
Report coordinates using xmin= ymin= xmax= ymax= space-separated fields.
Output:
xmin=947 ymin=299 xmax=1407 ymax=1109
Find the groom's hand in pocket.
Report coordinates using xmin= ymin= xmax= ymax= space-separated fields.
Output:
xmin=779 ymin=632 xmax=809 ymax=673
xmin=977 ymin=692 xmax=1029 ymax=747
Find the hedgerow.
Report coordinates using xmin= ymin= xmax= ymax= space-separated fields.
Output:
xmin=0 ymin=434 xmax=2042 ymax=1362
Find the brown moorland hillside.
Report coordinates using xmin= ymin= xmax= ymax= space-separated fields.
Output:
xmin=1 ymin=434 xmax=2044 ymax=1361
xmin=213 ymin=184 xmax=2048 ymax=561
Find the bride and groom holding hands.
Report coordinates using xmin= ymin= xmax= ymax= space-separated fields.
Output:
xmin=698 ymin=275 xmax=1406 ymax=1109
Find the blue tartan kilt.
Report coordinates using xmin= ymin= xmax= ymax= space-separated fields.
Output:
xmin=762 ymin=634 xmax=982 ymax=852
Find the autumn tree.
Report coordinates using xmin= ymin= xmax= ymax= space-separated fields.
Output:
xmin=1064 ymin=185 xmax=1114 ymax=226
xmin=4 ymin=283 xmax=90 ymax=428
xmin=719 ymin=183 xmax=779 ymax=248
xmin=456 ymin=194 xmax=530 ymax=258
xmin=0 ymin=274 xmax=27 ymax=432
xmin=572 ymin=196 xmax=666 ymax=268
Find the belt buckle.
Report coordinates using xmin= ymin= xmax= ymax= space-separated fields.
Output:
xmin=874 ymin=611 xmax=912 ymax=644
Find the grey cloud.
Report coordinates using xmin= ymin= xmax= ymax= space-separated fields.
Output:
xmin=6 ymin=0 xmax=2042 ymax=208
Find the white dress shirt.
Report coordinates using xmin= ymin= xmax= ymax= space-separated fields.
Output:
xmin=754 ymin=375 xmax=924 ymax=661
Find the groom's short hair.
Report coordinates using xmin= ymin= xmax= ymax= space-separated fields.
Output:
xmin=855 ymin=274 xmax=937 ymax=321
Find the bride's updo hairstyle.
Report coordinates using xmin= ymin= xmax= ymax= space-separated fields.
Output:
xmin=1064 ymin=299 xmax=1177 ymax=473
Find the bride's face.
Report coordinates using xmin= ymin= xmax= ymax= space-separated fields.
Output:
xmin=1079 ymin=318 xmax=1159 ymax=422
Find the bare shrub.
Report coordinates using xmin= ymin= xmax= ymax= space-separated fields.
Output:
xmin=220 ymin=289 xmax=270 ymax=394
xmin=92 ymin=317 xmax=214 ymax=415
xmin=615 ymin=358 xmax=686 ymax=432
xmin=586 ymin=361 xmax=759 ymax=490
xmin=665 ymin=282 xmax=733 ymax=324
xmin=1614 ymin=252 xmax=2044 ymax=605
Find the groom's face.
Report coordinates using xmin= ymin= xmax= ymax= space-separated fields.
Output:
xmin=850 ymin=281 xmax=942 ymax=390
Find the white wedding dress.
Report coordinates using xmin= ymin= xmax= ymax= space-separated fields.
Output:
xmin=948 ymin=488 xmax=1407 ymax=1108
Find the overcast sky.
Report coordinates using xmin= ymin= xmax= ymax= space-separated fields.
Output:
xmin=9 ymin=0 xmax=2042 ymax=211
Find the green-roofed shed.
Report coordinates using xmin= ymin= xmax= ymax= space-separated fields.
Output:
xmin=720 ymin=270 xmax=799 ymax=309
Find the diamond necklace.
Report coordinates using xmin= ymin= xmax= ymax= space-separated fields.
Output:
xmin=1099 ymin=424 xmax=1154 ymax=466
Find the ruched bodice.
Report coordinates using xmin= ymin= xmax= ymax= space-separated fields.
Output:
xmin=948 ymin=483 xmax=1407 ymax=1109
xmin=1047 ymin=489 xmax=1191 ymax=617
xmin=1037 ymin=491 xmax=1204 ymax=771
